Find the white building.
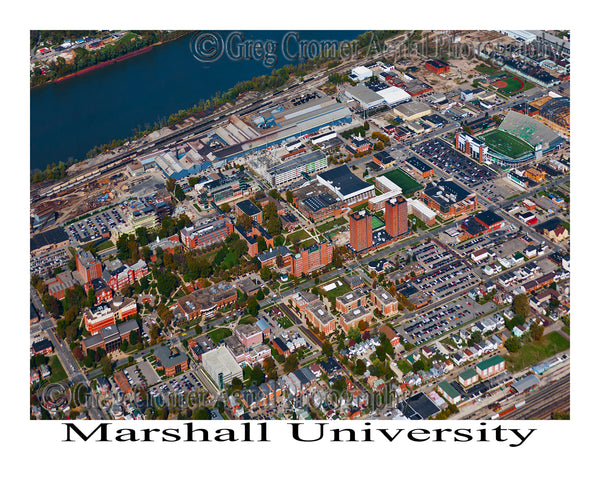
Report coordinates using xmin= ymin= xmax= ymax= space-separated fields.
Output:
xmin=202 ymin=346 xmax=243 ymax=390
xmin=351 ymin=66 xmax=373 ymax=82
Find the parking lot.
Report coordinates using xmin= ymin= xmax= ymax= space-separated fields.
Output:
xmin=149 ymin=371 xmax=205 ymax=409
xmin=454 ymin=229 xmax=521 ymax=259
xmin=398 ymin=295 xmax=496 ymax=346
xmin=402 ymin=239 xmax=482 ymax=305
xmin=411 ymin=138 xmax=496 ymax=187
xmin=66 ymin=206 xmax=126 ymax=244
xmin=30 ymin=245 xmax=71 ymax=278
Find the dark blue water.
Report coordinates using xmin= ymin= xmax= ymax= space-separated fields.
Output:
xmin=30 ymin=30 xmax=364 ymax=171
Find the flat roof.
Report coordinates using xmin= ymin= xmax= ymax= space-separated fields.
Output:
xmin=236 ymin=199 xmax=261 ymax=217
xmin=317 ymin=164 xmax=374 ymax=200
xmin=475 ymin=210 xmax=504 ymax=227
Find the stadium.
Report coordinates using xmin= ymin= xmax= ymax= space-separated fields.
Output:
xmin=477 ymin=111 xmax=563 ymax=165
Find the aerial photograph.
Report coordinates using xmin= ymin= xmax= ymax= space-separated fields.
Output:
xmin=29 ymin=29 xmax=571 ymax=423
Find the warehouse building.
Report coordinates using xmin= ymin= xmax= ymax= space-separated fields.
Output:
xmin=344 ymin=83 xmax=385 ymax=110
xmin=393 ymin=101 xmax=431 ymax=121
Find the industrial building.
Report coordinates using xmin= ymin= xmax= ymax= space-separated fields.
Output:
xmin=350 ymin=65 xmax=373 ymax=81
xmin=424 ymin=59 xmax=450 ymax=75
xmin=393 ymin=101 xmax=431 ymax=121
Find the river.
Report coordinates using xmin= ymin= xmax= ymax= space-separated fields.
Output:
xmin=30 ymin=30 xmax=364 ymax=172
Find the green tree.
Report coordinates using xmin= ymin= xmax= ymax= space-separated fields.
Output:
xmin=285 ymin=191 xmax=294 ymax=203
xmin=283 ymin=354 xmax=299 ymax=373
xmin=530 ymin=322 xmax=544 ymax=341
xmin=512 ymin=294 xmax=530 ymax=318
xmin=87 ymin=288 xmax=96 ymax=308
xmin=260 ymin=266 xmax=272 ymax=282
xmin=247 ymin=296 xmax=259 ymax=316
xmin=354 ymin=358 xmax=366 ymax=375
xmin=505 ymin=336 xmax=521 ymax=353
xmin=322 ymin=339 xmax=333 ymax=356
xmin=236 ymin=213 xmax=253 ymax=231
xmin=165 ymin=177 xmax=176 ymax=192
xmin=101 ymin=356 xmax=113 ymax=377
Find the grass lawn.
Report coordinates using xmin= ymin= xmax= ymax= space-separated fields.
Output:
xmin=276 ymin=316 xmax=294 ymax=329
xmin=316 ymin=217 xmax=347 ymax=233
xmin=351 ymin=202 xmax=369 ymax=213
xmin=207 ymin=327 xmax=232 ymax=344
xmin=286 ymin=229 xmax=310 ymax=245
xmin=96 ymin=240 xmax=114 ymax=252
xmin=372 ymin=215 xmax=385 ymax=230
xmin=320 ymin=281 xmax=352 ymax=304
xmin=475 ymin=64 xmax=501 ymax=75
xmin=299 ymin=238 xmax=317 ymax=249
xmin=48 ymin=355 xmax=68 ymax=383
xmin=504 ymin=331 xmax=570 ymax=372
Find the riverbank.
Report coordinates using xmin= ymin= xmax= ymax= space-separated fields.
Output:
xmin=53 ymin=45 xmax=154 ymax=84
xmin=30 ymin=31 xmax=190 ymax=90
xmin=31 ymin=30 xmax=381 ymax=178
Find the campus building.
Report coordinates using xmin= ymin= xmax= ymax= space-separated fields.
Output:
xmin=305 ymin=301 xmax=336 ymax=335
xmin=340 ymin=306 xmax=372 ymax=333
xmin=290 ymin=241 xmax=334 ymax=277
xmin=202 ymin=346 xmax=244 ymax=389
xmin=421 ymin=180 xmax=478 ymax=219
xmin=316 ymin=164 xmax=375 ymax=206
xmin=76 ymin=249 xmax=102 ymax=283
xmin=154 ymin=345 xmax=189 ymax=377
xmin=455 ymin=132 xmax=490 ymax=164
xmin=349 ymin=210 xmax=373 ymax=253
xmin=81 ymin=319 xmax=140 ymax=355
xmin=371 ymin=287 xmax=399 ymax=316
xmin=384 ymin=197 xmax=409 ymax=238
xmin=336 ymin=288 xmax=368 ymax=314
xmin=180 ymin=216 xmax=234 ymax=249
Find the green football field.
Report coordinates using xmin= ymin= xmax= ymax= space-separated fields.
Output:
xmin=479 ymin=129 xmax=534 ymax=159
xmin=381 ymin=169 xmax=423 ymax=196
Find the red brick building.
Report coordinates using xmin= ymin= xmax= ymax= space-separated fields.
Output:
xmin=384 ymin=197 xmax=408 ymax=238
xmin=180 ymin=216 xmax=233 ymax=249
xmin=371 ymin=287 xmax=399 ymax=316
xmin=76 ymin=249 xmax=102 ymax=283
xmin=290 ymin=241 xmax=334 ymax=277
xmin=349 ymin=211 xmax=372 ymax=253
xmin=425 ymin=59 xmax=450 ymax=75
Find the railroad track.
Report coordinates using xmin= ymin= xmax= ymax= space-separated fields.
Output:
xmin=500 ymin=374 xmax=570 ymax=420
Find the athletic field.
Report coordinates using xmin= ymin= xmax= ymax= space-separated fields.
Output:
xmin=491 ymin=75 xmax=525 ymax=95
xmin=479 ymin=129 xmax=534 ymax=159
xmin=372 ymin=215 xmax=385 ymax=230
xmin=381 ymin=169 xmax=423 ymax=196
